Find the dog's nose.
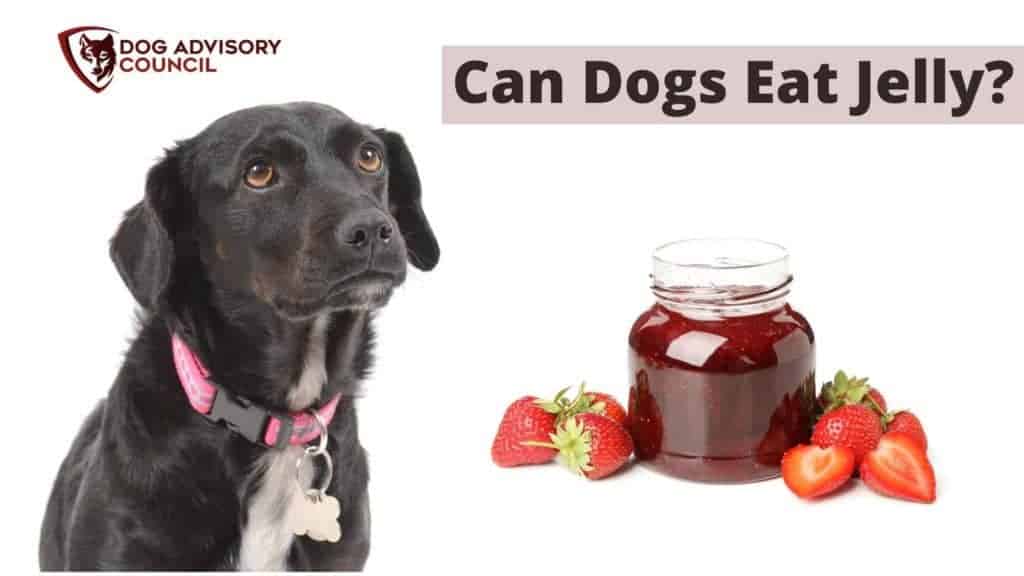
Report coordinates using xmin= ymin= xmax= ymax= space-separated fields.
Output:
xmin=337 ymin=210 xmax=394 ymax=250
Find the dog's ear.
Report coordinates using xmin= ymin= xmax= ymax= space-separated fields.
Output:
xmin=375 ymin=129 xmax=440 ymax=271
xmin=79 ymin=35 xmax=88 ymax=48
xmin=110 ymin=149 xmax=183 ymax=310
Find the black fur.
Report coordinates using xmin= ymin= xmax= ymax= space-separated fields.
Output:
xmin=39 ymin=103 xmax=438 ymax=570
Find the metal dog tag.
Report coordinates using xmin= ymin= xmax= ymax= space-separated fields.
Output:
xmin=289 ymin=411 xmax=342 ymax=543
xmin=289 ymin=488 xmax=342 ymax=543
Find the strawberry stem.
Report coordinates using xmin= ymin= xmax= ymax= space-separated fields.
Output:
xmin=865 ymin=393 xmax=885 ymax=416
xmin=880 ymin=410 xmax=896 ymax=428
xmin=551 ymin=382 xmax=591 ymax=426
xmin=567 ymin=382 xmax=587 ymax=411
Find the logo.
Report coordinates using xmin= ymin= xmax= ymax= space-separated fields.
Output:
xmin=57 ymin=27 xmax=283 ymax=94
xmin=58 ymin=26 xmax=119 ymax=93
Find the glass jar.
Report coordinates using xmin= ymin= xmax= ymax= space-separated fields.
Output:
xmin=627 ymin=238 xmax=815 ymax=483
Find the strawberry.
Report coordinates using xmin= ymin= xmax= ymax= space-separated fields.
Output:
xmin=885 ymin=411 xmax=927 ymax=451
xmin=811 ymin=404 xmax=883 ymax=465
xmin=584 ymin=392 xmax=628 ymax=427
xmin=491 ymin=395 xmax=563 ymax=467
xmin=781 ymin=444 xmax=856 ymax=499
xmin=529 ymin=413 xmax=634 ymax=480
xmin=860 ymin=432 xmax=936 ymax=503
xmin=818 ymin=370 xmax=886 ymax=416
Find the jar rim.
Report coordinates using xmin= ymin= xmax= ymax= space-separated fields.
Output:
xmin=651 ymin=238 xmax=792 ymax=318
xmin=652 ymin=238 xmax=789 ymax=271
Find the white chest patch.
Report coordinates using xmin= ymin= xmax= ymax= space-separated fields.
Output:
xmin=237 ymin=446 xmax=312 ymax=571
xmin=287 ymin=314 xmax=330 ymax=410
xmin=236 ymin=314 xmax=331 ymax=571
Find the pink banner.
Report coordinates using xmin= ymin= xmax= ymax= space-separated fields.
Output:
xmin=442 ymin=47 xmax=1022 ymax=123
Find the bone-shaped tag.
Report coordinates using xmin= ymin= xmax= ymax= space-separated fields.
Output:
xmin=289 ymin=490 xmax=342 ymax=543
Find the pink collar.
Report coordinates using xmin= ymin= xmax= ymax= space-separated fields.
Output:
xmin=171 ymin=333 xmax=340 ymax=448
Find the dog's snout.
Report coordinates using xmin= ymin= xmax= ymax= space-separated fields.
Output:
xmin=337 ymin=210 xmax=394 ymax=250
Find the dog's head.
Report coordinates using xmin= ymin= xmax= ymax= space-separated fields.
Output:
xmin=111 ymin=102 xmax=439 ymax=321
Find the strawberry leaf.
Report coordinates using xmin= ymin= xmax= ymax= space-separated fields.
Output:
xmin=834 ymin=370 xmax=849 ymax=389
xmin=846 ymin=386 xmax=866 ymax=404
xmin=535 ymin=400 xmax=564 ymax=414
xmin=820 ymin=370 xmax=875 ymax=413
xmin=551 ymin=416 xmax=593 ymax=476
xmin=553 ymin=386 xmax=570 ymax=403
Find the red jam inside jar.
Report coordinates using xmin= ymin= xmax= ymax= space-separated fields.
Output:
xmin=627 ymin=239 xmax=815 ymax=483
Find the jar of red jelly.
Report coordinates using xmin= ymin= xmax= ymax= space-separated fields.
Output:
xmin=628 ymin=238 xmax=815 ymax=483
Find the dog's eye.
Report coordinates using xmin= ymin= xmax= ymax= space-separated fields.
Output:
xmin=356 ymin=145 xmax=383 ymax=174
xmin=244 ymin=161 xmax=275 ymax=188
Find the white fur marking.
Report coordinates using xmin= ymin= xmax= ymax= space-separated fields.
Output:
xmin=237 ymin=446 xmax=313 ymax=571
xmin=237 ymin=314 xmax=330 ymax=570
xmin=287 ymin=314 xmax=330 ymax=411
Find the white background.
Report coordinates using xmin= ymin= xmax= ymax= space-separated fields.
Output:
xmin=4 ymin=1 xmax=1023 ymax=573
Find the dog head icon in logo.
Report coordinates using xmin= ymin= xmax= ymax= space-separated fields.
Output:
xmin=58 ymin=26 xmax=118 ymax=93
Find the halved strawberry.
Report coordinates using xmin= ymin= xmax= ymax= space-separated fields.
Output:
xmin=781 ymin=444 xmax=856 ymax=499
xmin=860 ymin=432 xmax=936 ymax=503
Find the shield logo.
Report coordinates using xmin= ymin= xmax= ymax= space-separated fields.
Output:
xmin=57 ymin=26 xmax=119 ymax=93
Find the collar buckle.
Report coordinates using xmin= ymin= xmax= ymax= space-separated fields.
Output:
xmin=206 ymin=387 xmax=280 ymax=447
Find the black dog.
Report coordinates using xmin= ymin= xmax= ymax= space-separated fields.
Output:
xmin=39 ymin=102 xmax=439 ymax=570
